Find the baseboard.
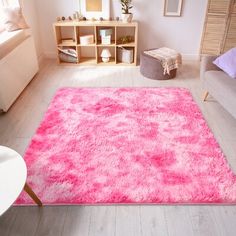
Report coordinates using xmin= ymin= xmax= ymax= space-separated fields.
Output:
xmin=44 ymin=51 xmax=57 ymax=59
xmin=182 ymin=54 xmax=200 ymax=61
xmin=38 ymin=53 xmax=45 ymax=66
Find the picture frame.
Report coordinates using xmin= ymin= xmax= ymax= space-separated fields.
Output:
xmin=79 ymin=0 xmax=110 ymax=20
xmin=164 ymin=0 xmax=183 ymax=17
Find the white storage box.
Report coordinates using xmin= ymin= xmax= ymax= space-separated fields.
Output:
xmin=80 ymin=35 xmax=94 ymax=45
xmin=101 ymin=35 xmax=111 ymax=45
xmin=99 ymin=29 xmax=112 ymax=37
xmin=118 ymin=47 xmax=134 ymax=64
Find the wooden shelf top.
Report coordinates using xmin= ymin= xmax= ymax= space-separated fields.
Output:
xmin=57 ymin=42 xmax=136 ymax=47
xmin=79 ymin=57 xmax=97 ymax=65
xmin=98 ymin=58 xmax=116 ymax=65
xmin=78 ymin=43 xmax=96 ymax=47
xmin=97 ymin=42 xmax=116 ymax=47
xmin=58 ymin=42 xmax=77 ymax=47
xmin=58 ymin=43 xmax=119 ymax=47
xmin=54 ymin=20 xmax=138 ymax=27
xmin=116 ymin=62 xmax=135 ymax=66
xmin=117 ymin=42 xmax=136 ymax=47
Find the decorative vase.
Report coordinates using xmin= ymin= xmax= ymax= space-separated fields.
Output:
xmin=121 ymin=13 xmax=133 ymax=23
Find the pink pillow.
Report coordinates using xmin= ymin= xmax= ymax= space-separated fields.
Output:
xmin=213 ymin=48 xmax=236 ymax=79
xmin=3 ymin=6 xmax=29 ymax=32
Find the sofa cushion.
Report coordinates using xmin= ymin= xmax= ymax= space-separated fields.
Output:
xmin=213 ymin=48 xmax=236 ymax=79
xmin=0 ymin=29 xmax=28 ymax=59
xmin=204 ymin=70 xmax=236 ymax=118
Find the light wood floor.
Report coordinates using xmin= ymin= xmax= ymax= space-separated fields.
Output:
xmin=0 ymin=59 xmax=236 ymax=236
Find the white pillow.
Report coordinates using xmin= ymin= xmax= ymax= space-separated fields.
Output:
xmin=3 ymin=6 xmax=29 ymax=32
xmin=0 ymin=25 xmax=5 ymax=33
xmin=0 ymin=7 xmax=5 ymax=32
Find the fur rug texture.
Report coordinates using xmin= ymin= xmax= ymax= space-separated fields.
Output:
xmin=16 ymin=88 xmax=236 ymax=205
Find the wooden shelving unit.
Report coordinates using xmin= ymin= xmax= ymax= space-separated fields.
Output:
xmin=53 ymin=21 xmax=138 ymax=66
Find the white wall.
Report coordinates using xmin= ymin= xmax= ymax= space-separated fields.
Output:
xmin=34 ymin=0 xmax=208 ymax=59
xmin=20 ymin=0 xmax=42 ymax=59
xmin=34 ymin=0 xmax=78 ymax=58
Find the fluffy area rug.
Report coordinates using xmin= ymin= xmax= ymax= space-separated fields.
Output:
xmin=16 ymin=88 xmax=236 ymax=205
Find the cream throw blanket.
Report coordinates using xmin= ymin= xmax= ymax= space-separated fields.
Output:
xmin=144 ymin=47 xmax=182 ymax=75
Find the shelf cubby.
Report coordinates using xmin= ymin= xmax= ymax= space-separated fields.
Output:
xmin=96 ymin=26 xmax=116 ymax=45
xmin=77 ymin=26 xmax=96 ymax=45
xmin=116 ymin=46 xmax=135 ymax=65
xmin=78 ymin=45 xmax=96 ymax=65
xmin=97 ymin=46 xmax=116 ymax=65
xmin=116 ymin=26 xmax=136 ymax=45
xmin=54 ymin=25 xmax=77 ymax=46
xmin=57 ymin=46 xmax=78 ymax=64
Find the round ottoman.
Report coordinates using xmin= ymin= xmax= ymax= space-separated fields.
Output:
xmin=140 ymin=50 xmax=177 ymax=80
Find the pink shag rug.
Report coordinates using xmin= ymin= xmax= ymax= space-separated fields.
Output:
xmin=16 ymin=88 xmax=236 ymax=205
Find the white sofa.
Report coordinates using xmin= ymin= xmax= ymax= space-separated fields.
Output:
xmin=200 ymin=55 xmax=236 ymax=119
xmin=0 ymin=30 xmax=39 ymax=112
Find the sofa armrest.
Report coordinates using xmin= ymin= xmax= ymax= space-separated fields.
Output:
xmin=200 ymin=55 xmax=221 ymax=81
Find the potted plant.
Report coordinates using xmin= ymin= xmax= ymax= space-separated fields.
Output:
xmin=120 ymin=0 xmax=133 ymax=23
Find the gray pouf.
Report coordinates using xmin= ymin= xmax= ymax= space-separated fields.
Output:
xmin=140 ymin=50 xmax=177 ymax=80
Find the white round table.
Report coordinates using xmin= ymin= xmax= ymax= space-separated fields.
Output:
xmin=0 ymin=146 xmax=42 ymax=216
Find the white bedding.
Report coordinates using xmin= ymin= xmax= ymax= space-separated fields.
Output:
xmin=0 ymin=30 xmax=28 ymax=59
